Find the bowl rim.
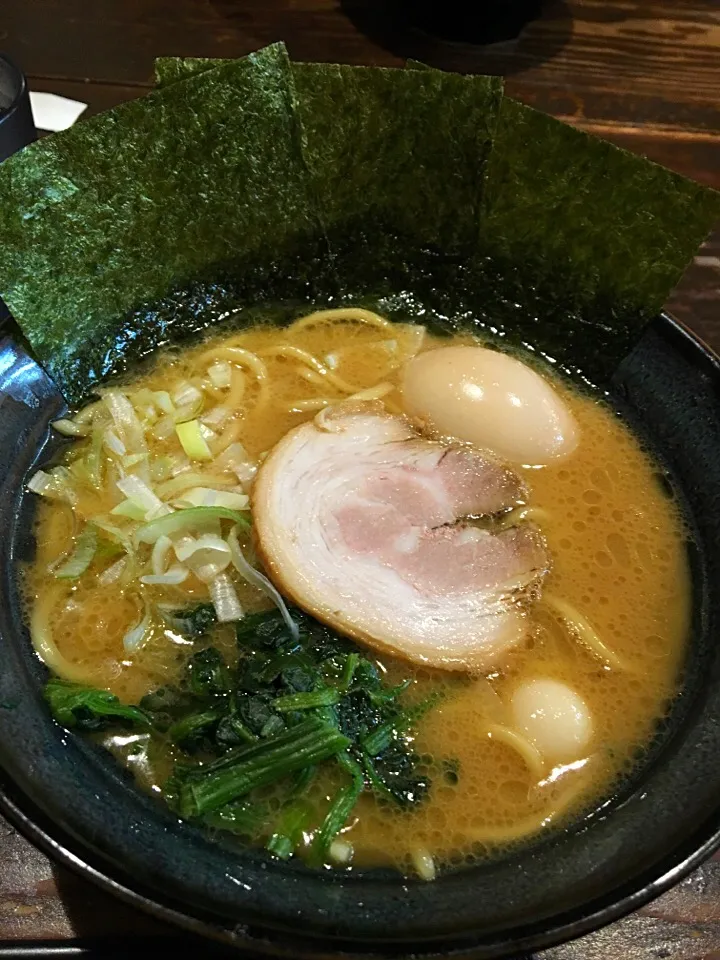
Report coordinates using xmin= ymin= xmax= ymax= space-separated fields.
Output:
xmin=1 ymin=308 xmax=719 ymax=958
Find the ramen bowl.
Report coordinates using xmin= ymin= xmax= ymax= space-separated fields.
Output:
xmin=0 ymin=44 xmax=719 ymax=958
xmin=0 ymin=308 xmax=719 ymax=958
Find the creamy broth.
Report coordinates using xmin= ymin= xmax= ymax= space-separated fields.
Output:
xmin=24 ymin=310 xmax=690 ymax=875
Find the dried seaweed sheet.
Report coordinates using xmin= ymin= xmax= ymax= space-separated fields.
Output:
xmin=0 ymin=45 xmax=717 ymax=401
xmin=0 ymin=43 xmax=315 ymax=400
xmin=157 ymin=55 xmax=503 ymax=253
xmin=482 ymin=97 xmax=719 ymax=321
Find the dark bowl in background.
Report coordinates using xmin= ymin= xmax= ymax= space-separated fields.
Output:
xmin=0 ymin=54 xmax=37 ymax=162
xmin=0 ymin=310 xmax=719 ymax=958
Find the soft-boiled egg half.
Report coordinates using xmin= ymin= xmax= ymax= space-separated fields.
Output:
xmin=511 ymin=678 xmax=593 ymax=764
xmin=401 ymin=345 xmax=579 ymax=465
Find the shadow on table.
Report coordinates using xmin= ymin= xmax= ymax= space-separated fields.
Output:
xmin=52 ymin=863 xmax=541 ymax=958
xmin=51 ymin=863 xmax=237 ymax=956
xmin=338 ymin=0 xmax=573 ymax=76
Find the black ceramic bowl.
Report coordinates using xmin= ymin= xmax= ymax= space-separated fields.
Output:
xmin=0 ymin=55 xmax=37 ymax=161
xmin=1 ymin=311 xmax=720 ymax=958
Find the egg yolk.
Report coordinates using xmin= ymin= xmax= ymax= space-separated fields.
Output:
xmin=401 ymin=345 xmax=579 ymax=465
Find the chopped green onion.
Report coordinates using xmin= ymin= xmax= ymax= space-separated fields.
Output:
xmin=175 ymin=399 xmax=205 ymax=425
xmin=123 ymin=601 xmax=151 ymax=653
xmin=149 ymin=455 xmax=175 ymax=483
xmin=104 ymin=390 xmax=146 ymax=454
xmin=84 ymin=429 xmax=104 ymax=489
xmin=150 ymin=535 xmax=173 ymax=576
xmin=110 ymin=499 xmax=147 ymax=521
xmin=153 ymin=415 xmax=176 ymax=441
xmin=208 ymin=572 xmax=243 ymax=622
xmin=97 ymin=557 xmax=127 ymax=586
xmin=175 ymin=533 xmax=232 ymax=582
xmin=156 ymin=472 xmax=236 ymax=500
xmin=122 ymin=453 xmax=147 ymax=469
xmin=173 ymin=382 xmax=203 ymax=407
xmin=27 ymin=467 xmax=78 ymax=504
xmin=90 ymin=518 xmax=132 ymax=550
xmin=51 ymin=418 xmax=89 ymax=437
xmin=201 ymin=406 xmax=230 ymax=427
xmin=207 ymin=361 xmax=232 ymax=389
xmin=116 ymin=475 xmax=167 ymax=518
xmin=212 ymin=442 xmax=252 ymax=471
xmin=104 ymin=429 xmax=126 ymax=456
xmin=135 ymin=506 xmax=250 ymax=545
xmin=176 ymin=487 xmax=249 ymax=510
xmin=176 ymin=420 xmax=212 ymax=461
xmin=212 ymin=442 xmax=257 ymax=485
xmin=27 ymin=470 xmax=56 ymax=496
xmin=53 ymin=525 xmax=98 ymax=579
xmin=411 ymin=848 xmax=436 ymax=882
xmin=154 ymin=391 xmax=175 ymax=415
xmin=329 ymin=838 xmax=354 ymax=865
xmin=140 ymin=565 xmax=189 ymax=586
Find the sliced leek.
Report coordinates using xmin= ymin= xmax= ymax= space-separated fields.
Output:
xmin=52 ymin=525 xmax=98 ymax=580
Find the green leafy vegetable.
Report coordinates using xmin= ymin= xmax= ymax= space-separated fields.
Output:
xmin=309 ymin=754 xmax=364 ymax=866
xmin=168 ymin=706 xmax=225 ymax=751
xmin=187 ymin=646 xmax=231 ymax=697
xmin=362 ymin=691 xmax=442 ymax=756
xmin=177 ymin=717 xmax=350 ymax=818
xmin=160 ymin=602 xmax=216 ymax=639
xmin=45 ymin=678 xmax=149 ymax=730
xmin=203 ymin=799 xmax=268 ymax=838
xmin=266 ymin=799 xmax=314 ymax=859
xmin=44 ymin=601 xmax=441 ymax=866
xmin=138 ymin=684 xmax=197 ymax=732
xmin=274 ymin=689 xmax=341 ymax=711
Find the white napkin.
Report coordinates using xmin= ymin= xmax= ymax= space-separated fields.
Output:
xmin=29 ymin=92 xmax=88 ymax=133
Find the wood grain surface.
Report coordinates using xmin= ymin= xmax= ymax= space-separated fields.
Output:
xmin=0 ymin=0 xmax=719 ymax=956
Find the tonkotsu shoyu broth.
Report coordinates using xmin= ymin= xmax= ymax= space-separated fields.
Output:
xmin=26 ymin=308 xmax=690 ymax=878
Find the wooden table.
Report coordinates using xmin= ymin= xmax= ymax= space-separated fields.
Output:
xmin=1 ymin=1 xmax=719 ymax=956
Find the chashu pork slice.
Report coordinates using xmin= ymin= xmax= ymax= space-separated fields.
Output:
xmin=253 ymin=403 xmax=549 ymax=672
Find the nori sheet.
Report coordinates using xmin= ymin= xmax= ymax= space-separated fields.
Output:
xmin=0 ymin=44 xmax=717 ymax=403
xmin=482 ymin=96 xmax=718 ymax=320
xmin=0 ymin=44 xmax=316 ymax=399
xmin=290 ymin=63 xmax=503 ymax=254
xmin=157 ymin=55 xmax=504 ymax=252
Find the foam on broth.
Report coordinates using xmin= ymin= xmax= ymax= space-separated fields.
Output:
xmin=24 ymin=312 xmax=691 ymax=873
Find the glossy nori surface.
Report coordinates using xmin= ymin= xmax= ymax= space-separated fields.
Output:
xmin=0 ymin=46 xmax=717 ymax=402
